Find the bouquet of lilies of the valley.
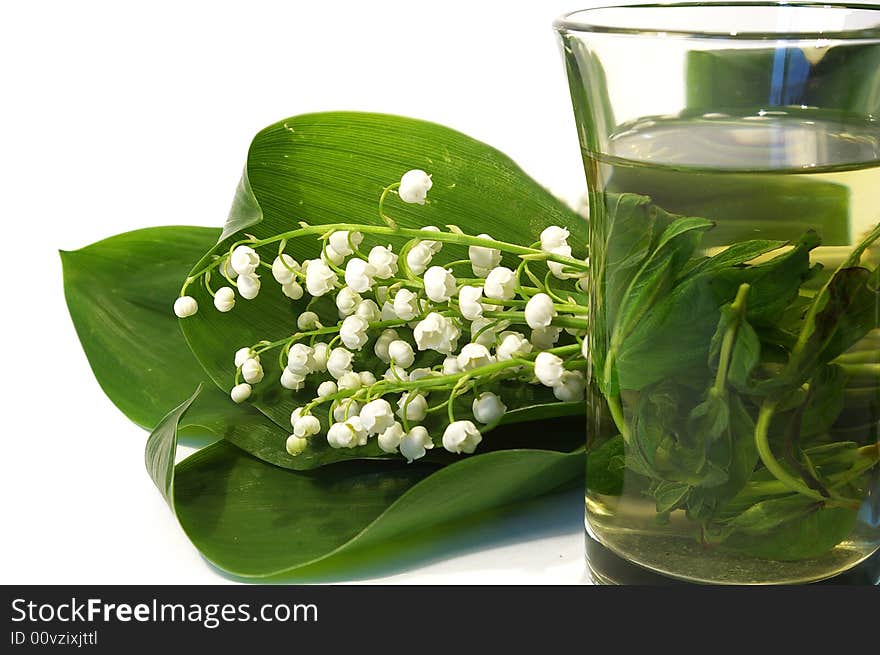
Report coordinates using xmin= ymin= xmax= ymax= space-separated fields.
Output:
xmin=62 ymin=113 xmax=594 ymax=578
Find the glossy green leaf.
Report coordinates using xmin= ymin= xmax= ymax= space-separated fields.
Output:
xmin=179 ymin=112 xmax=588 ymax=468
xmin=149 ymin=389 xmax=584 ymax=578
xmin=61 ymin=225 xmax=290 ymax=446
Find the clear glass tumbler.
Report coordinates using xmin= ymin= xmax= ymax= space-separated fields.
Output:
xmin=556 ymin=2 xmax=880 ymax=584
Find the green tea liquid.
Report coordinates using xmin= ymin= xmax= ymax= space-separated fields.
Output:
xmin=585 ymin=112 xmax=880 ymax=584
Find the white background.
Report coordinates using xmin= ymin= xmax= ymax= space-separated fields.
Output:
xmin=0 ymin=0 xmax=596 ymax=584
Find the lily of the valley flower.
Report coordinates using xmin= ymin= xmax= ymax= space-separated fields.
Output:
xmin=326 ymin=347 xmax=354 ymax=379
xmin=368 ymin=245 xmax=398 ymax=279
xmin=553 ymin=370 xmax=586 ymax=402
xmin=305 ymin=258 xmax=337 ymax=297
xmin=406 ymin=243 xmax=434 ymax=276
xmin=399 ymin=426 xmax=434 ymax=462
xmin=317 ymin=380 xmax=338 ymax=398
xmin=472 ymin=392 xmax=507 ymax=424
xmin=413 ymin=312 xmax=460 ymax=354
xmin=458 ymin=285 xmax=484 ymax=320
xmin=285 ymin=435 xmax=308 ymax=456
xmin=230 ymin=245 xmax=259 ymax=276
xmin=496 ymin=331 xmax=532 ymax=361
xmin=359 ymin=399 xmax=396 ymax=435
xmin=327 ymin=416 xmax=368 ymax=449
xmin=355 ymin=299 xmax=381 ymax=323
xmin=332 ymin=400 xmax=361 ymax=423
xmin=237 ymin=273 xmax=261 ymax=300
xmin=484 ymin=266 xmax=516 ymax=300
xmin=457 ymin=342 xmax=494 ymax=371
xmin=534 ymin=352 xmax=565 ymax=387
xmin=329 ymin=230 xmax=363 ymax=257
xmin=374 ymin=328 xmax=399 ymax=363
xmin=393 ymin=288 xmax=421 ymax=321
xmin=388 ymin=339 xmax=415 ymax=368
xmin=442 ymin=420 xmax=482 ymax=454
xmin=530 ymin=326 xmax=561 ymax=350
xmin=173 ymin=296 xmax=198 ymax=318
xmin=419 ymin=225 xmax=444 ymax=253
xmin=424 ymin=266 xmax=456 ymax=303
xmin=281 ymin=280 xmax=304 ymax=300
xmin=540 ymin=225 xmax=573 ymax=279
xmin=525 ymin=293 xmax=557 ymax=329
xmin=241 ymin=357 xmax=264 ymax=384
xmin=280 ymin=368 xmax=306 ymax=390
xmin=272 ymin=254 xmax=300 ymax=285
xmin=397 ymin=392 xmax=428 ymax=422
xmin=293 ymin=414 xmax=321 ymax=438
xmin=377 ymin=421 xmax=405 ymax=453
xmin=337 ymin=370 xmax=362 ymax=391
xmin=335 ymin=287 xmax=362 ymax=317
xmin=469 ymin=234 xmax=502 ymax=278
xmin=213 ymin=286 xmax=235 ymax=312
xmin=312 ymin=342 xmax=330 ymax=372
xmin=398 ymin=169 xmax=433 ymax=205
xmin=340 ymin=315 xmax=369 ymax=350
xmin=344 ymin=258 xmax=376 ymax=293
xmin=234 ymin=347 xmax=256 ymax=368
xmin=230 ymin=382 xmax=252 ymax=403
xmin=297 ymin=311 xmax=321 ymax=330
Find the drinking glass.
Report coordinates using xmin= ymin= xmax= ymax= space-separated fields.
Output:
xmin=556 ymin=2 xmax=880 ymax=584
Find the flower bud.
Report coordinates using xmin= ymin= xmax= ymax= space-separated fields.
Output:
xmin=398 ymin=169 xmax=433 ymax=205
xmin=213 ymin=286 xmax=235 ymax=312
xmin=442 ymin=420 xmax=482 ymax=454
xmin=234 ymin=347 xmax=256 ymax=368
xmin=472 ymin=392 xmax=507 ymax=424
xmin=285 ymin=435 xmax=308 ymax=456
xmin=230 ymin=383 xmax=252 ymax=403
xmin=297 ymin=311 xmax=321 ymax=330
xmin=173 ymin=296 xmax=198 ymax=318
xmin=241 ymin=357 xmax=264 ymax=384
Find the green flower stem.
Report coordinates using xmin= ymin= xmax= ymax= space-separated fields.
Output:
xmin=754 ymin=400 xmax=826 ymax=502
xmin=712 ymin=283 xmax=750 ymax=396
xmin=482 ymin=310 xmax=588 ymax=331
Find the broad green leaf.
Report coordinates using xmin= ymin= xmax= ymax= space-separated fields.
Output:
xmin=179 ymin=112 xmax=587 ymax=468
xmin=148 ymin=390 xmax=584 ymax=578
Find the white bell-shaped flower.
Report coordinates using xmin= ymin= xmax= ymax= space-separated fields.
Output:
xmin=419 ymin=226 xmax=444 ymax=253
xmin=399 ymin=426 xmax=434 ymax=462
xmin=173 ymin=296 xmax=198 ymax=318
xmin=374 ymin=328 xmax=400 ymax=363
xmin=368 ymin=245 xmax=398 ymax=279
xmin=322 ymin=245 xmax=345 ymax=266
xmin=472 ymin=392 xmax=507 ymax=424
xmin=312 ymin=342 xmax=330 ymax=372
xmin=241 ymin=357 xmax=264 ymax=384
xmin=442 ymin=420 xmax=482 ymax=454
xmin=388 ymin=339 xmax=415 ymax=368
xmin=393 ymin=288 xmax=421 ymax=321
xmin=534 ymin=352 xmax=565 ymax=387
xmin=280 ymin=368 xmax=306 ymax=390
xmin=398 ymin=169 xmax=433 ymax=205
xmin=293 ymin=414 xmax=321 ymax=438
xmin=230 ymin=383 xmax=252 ymax=403
xmin=305 ymin=258 xmax=337 ymax=297
xmin=540 ymin=226 xmax=570 ymax=252
xmin=297 ymin=311 xmax=321 ymax=330
xmin=326 ymin=416 xmax=368 ymax=449
xmin=377 ymin=422 xmax=405 ymax=454
xmin=344 ymin=258 xmax=376 ymax=294
xmin=397 ymin=392 xmax=428 ymax=422
xmin=413 ymin=312 xmax=460 ymax=354
xmin=359 ymin=399 xmax=396 ymax=436
xmin=470 ymin=317 xmax=508 ymax=348
xmin=496 ymin=331 xmax=532 ymax=361
xmin=405 ymin=243 xmax=434 ymax=276
xmin=272 ymin=254 xmax=300 ymax=285
xmin=423 ymin=266 xmax=456 ymax=303
xmin=457 ymin=343 xmax=494 ymax=371
xmin=442 ymin=356 xmax=461 ymax=375
xmin=337 ymin=370 xmax=362 ymax=391
xmin=332 ymin=400 xmax=361 ymax=423
xmin=458 ymin=285 xmax=484 ymax=320
xmin=329 ymin=230 xmax=363 ymax=257
xmin=213 ymin=286 xmax=235 ymax=312
xmin=234 ymin=347 xmax=256 ymax=368
xmin=237 ymin=274 xmax=261 ymax=300
xmin=282 ymin=281 xmax=304 ymax=300
xmin=340 ymin=315 xmax=369 ymax=350
xmin=469 ymin=234 xmax=502 ymax=278
xmin=525 ymin=293 xmax=557 ymax=329
xmin=553 ymin=370 xmax=586 ymax=402
xmin=355 ymin=299 xmax=381 ymax=323
xmin=335 ymin=287 xmax=362 ymax=317
xmin=359 ymin=370 xmax=377 ymax=386
xmin=285 ymin=435 xmax=308 ymax=456
xmin=483 ymin=266 xmax=516 ymax=300
xmin=326 ymin=347 xmax=354 ymax=379
xmin=530 ymin=326 xmax=561 ymax=350
xmin=317 ymin=380 xmax=338 ymax=398
xmin=230 ymin=245 xmax=259 ymax=276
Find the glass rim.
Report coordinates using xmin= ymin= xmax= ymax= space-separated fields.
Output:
xmin=554 ymin=2 xmax=880 ymax=41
